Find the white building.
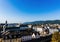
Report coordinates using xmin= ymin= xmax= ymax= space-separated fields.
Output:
xmin=33 ymin=27 xmax=43 ymax=34
xmin=28 ymin=24 xmax=32 ymax=28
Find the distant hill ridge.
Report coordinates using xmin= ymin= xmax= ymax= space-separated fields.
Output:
xmin=23 ymin=20 xmax=60 ymax=24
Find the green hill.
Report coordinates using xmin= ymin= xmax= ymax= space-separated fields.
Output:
xmin=23 ymin=20 xmax=60 ymax=25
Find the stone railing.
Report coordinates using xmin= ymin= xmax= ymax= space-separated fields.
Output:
xmin=0 ymin=38 xmax=21 ymax=42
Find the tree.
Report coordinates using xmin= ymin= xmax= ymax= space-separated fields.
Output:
xmin=51 ymin=32 xmax=60 ymax=42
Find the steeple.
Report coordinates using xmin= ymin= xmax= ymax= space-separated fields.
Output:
xmin=2 ymin=20 xmax=8 ymax=32
xmin=5 ymin=20 xmax=7 ymax=27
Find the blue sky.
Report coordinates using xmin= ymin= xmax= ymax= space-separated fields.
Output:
xmin=0 ymin=0 xmax=60 ymax=23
